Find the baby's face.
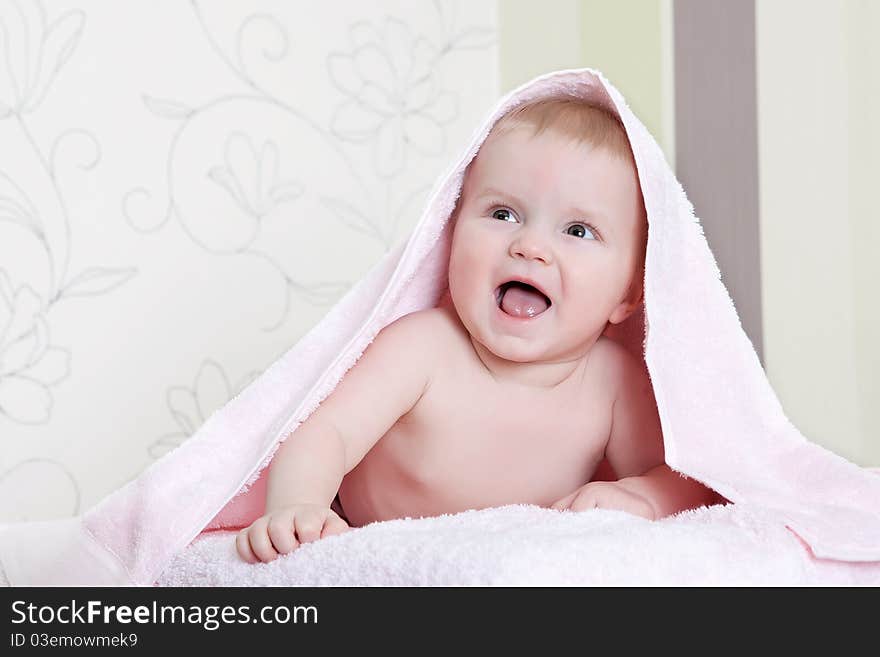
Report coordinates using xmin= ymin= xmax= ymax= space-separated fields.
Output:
xmin=448 ymin=125 xmax=646 ymax=363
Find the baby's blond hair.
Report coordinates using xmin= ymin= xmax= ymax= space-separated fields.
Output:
xmin=488 ymin=96 xmax=635 ymax=163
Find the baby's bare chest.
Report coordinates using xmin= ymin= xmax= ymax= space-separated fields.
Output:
xmin=373 ymin=361 xmax=614 ymax=506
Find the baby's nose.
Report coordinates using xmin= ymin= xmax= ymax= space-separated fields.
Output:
xmin=510 ymin=231 xmax=552 ymax=264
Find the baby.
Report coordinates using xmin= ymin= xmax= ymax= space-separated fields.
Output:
xmin=236 ymin=97 xmax=719 ymax=563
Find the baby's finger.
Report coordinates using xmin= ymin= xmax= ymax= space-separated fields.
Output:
xmin=267 ymin=514 xmax=299 ymax=555
xmin=569 ymin=490 xmax=601 ymax=512
xmin=294 ymin=511 xmax=324 ymax=544
xmin=551 ymin=491 xmax=578 ymax=511
xmin=248 ymin=519 xmax=279 ymax=563
xmin=321 ymin=512 xmax=351 ymax=538
xmin=235 ymin=529 xmax=258 ymax=563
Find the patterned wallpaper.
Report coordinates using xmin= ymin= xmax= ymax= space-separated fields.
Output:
xmin=0 ymin=0 xmax=498 ymax=521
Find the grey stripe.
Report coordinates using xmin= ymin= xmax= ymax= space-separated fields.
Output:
xmin=674 ymin=0 xmax=763 ymax=363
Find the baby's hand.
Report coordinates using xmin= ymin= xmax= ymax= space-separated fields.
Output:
xmin=235 ymin=503 xmax=351 ymax=563
xmin=550 ymin=481 xmax=657 ymax=520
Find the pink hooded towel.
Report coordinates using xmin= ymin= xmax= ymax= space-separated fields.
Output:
xmin=1 ymin=68 xmax=878 ymax=586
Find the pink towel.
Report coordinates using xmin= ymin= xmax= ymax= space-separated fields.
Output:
xmin=1 ymin=68 xmax=878 ymax=586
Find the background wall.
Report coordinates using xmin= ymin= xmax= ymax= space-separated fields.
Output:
xmin=674 ymin=0 xmax=762 ymax=365
xmin=1 ymin=0 xmax=876 ymax=522
xmin=0 ymin=0 xmax=498 ymax=520
xmin=498 ymin=0 xmax=675 ymax=162
xmin=756 ymin=0 xmax=879 ymax=465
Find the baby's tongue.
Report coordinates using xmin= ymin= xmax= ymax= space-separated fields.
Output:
xmin=500 ymin=286 xmax=548 ymax=318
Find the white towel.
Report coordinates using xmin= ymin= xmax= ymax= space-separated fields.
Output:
xmin=157 ymin=504 xmax=880 ymax=587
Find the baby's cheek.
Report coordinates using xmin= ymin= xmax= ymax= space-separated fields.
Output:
xmin=447 ymin=237 xmax=480 ymax=290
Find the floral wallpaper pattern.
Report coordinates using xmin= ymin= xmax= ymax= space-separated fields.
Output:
xmin=0 ymin=0 xmax=497 ymax=521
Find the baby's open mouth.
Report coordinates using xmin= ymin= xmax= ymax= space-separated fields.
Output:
xmin=495 ymin=281 xmax=552 ymax=318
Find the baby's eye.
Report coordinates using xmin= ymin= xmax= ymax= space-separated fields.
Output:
xmin=566 ymin=223 xmax=598 ymax=240
xmin=491 ymin=208 xmax=516 ymax=223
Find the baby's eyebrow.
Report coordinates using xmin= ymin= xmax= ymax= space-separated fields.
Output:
xmin=477 ymin=186 xmax=609 ymax=227
xmin=477 ymin=187 xmax=525 ymax=207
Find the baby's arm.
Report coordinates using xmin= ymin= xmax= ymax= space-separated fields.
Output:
xmin=552 ymin=344 xmax=718 ymax=519
xmin=237 ymin=311 xmax=434 ymax=562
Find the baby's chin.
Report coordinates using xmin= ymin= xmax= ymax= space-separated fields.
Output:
xmin=475 ymin=322 xmax=603 ymax=364
xmin=475 ymin=332 xmax=560 ymax=363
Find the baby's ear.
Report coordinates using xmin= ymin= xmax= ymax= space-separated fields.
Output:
xmin=608 ymin=300 xmax=637 ymax=326
xmin=608 ymin=275 xmax=644 ymax=325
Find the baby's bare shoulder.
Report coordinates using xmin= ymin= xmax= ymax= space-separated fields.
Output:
xmin=384 ymin=306 xmax=457 ymax=340
xmin=592 ymin=336 xmax=643 ymax=383
xmin=377 ymin=306 xmax=462 ymax=365
xmin=590 ymin=337 xmax=658 ymax=415
xmin=598 ymin=336 xmax=664 ymax=477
